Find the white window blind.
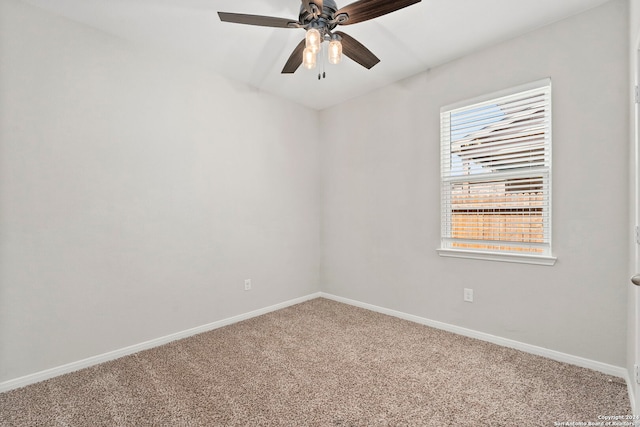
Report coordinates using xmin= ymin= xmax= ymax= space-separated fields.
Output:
xmin=440 ymin=80 xmax=553 ymax=263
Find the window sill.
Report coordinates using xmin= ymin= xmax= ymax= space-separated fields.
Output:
xmin=437 ymin=248 xmax=557 ymax=266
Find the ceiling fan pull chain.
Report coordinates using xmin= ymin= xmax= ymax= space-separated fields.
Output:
xmin=318 ymin=46 xmax=326 ymax=80
xmin=322 ymin=49 xmax=326 ymax=79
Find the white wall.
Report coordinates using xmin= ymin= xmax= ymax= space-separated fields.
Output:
xmin=0 ymin=0 xmax=320 ymax=383
xmin=321 ymin=0 xmax=629 ymax=367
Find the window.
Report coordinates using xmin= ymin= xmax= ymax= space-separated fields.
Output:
xmin=438 ymin=79 xmax=556 ymax=265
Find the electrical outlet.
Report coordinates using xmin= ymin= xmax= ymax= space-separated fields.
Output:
xmin=464 ymin=288 xmax=473 ymax=302
xmin=244 ymin=279 xmax=252 ymax=291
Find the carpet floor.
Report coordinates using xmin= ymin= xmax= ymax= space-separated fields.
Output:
xmin=0 ymin=298 xmax=631 ymax=426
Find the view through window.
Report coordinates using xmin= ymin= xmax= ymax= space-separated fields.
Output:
xmin=440 ymin=80 xmax=552 ymax=260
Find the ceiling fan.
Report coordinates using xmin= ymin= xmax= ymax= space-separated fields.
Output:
xmin=218 ymin=0 xmax=422 ymax=74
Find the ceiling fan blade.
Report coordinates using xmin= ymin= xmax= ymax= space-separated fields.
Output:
xmin=334 ymin=31 xmax=380 ymax=69
xmin=302 ymin=0 xmax=324 ymax=15
xmin=336 ymin=0 xmax=421 ymax=25
xmin=218 ymin=12 xmax=299 ymax=28
xmin=282 ymin=39 xmax=307 ymax=74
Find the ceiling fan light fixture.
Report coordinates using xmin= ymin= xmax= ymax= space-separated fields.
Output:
xmin=328 ymin=38 xmax=342 ymax=65
xmin=302 ymin=47 xmax=317 ymax=69
xmin=305 ymin=28 xmax=321 ymax=54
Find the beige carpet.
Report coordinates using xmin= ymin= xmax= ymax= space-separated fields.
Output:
xmin=0 ymin=298 xmax=631 ymax=426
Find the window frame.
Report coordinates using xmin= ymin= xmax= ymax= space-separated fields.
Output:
xmin=437 ymin=79 xmax=557 ymax=266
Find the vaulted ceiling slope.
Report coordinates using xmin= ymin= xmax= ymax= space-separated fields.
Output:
xmin=21 ymin=0 xmax=613 ymax=110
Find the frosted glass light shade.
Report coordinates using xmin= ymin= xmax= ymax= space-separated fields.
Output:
xmin=305 ymin=28 xmax=321 ymax=54
xmin=302 ymin=47 xmax=317 ymax=69
xmin=328 ymin=39 xmax=342 ymax=65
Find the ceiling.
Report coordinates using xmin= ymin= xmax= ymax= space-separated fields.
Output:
xmin=21 ymin=0 xmax=612 ymax=110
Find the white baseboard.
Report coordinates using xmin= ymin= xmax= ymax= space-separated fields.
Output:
xmin=320 ymin=292 xmax=628 ymax=379
xmin=0 ymin=292 xmax=321 ymax=393
xmin=2 ymin=291 xmax=631 ymax=400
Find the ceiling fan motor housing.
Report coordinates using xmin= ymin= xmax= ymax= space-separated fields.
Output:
xmin=299 ymin=0 xmax=339 ymax=29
